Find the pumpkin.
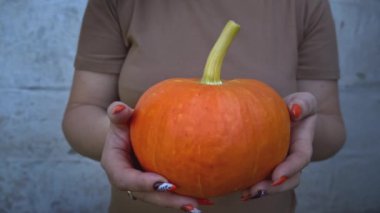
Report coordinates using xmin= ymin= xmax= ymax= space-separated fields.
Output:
xmin=130 ymin=21 xmax=290 ymax=198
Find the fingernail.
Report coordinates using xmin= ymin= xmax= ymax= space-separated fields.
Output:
xmin=112 ymin=104 xmax=126 ymax=114
xmin=272 ymin=176 xmax=289 ymax=186
xmin=153 ymin=182 xmax=177 ymax=192
xmin=291 ymin=104 xmax=302 ymax=120
xmin=240 ymin=191 xmax=252 ymax=202
xmin=181 ymin=204 xmax=202 ymax=213
xmin=241 ymin=190 xmax=268 ymax=201
xmin=197 ymin=198 xmax=214 ymax=205
xmin=250 ymin=190 xmax=268 ymax=200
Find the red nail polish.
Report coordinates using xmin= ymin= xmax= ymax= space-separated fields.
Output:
xmin=240 ymin=191 xmax=251 ymax=202
xmin=181 ymin=204 xmax=201 ymax=213
xmin=291 ymin=104 xmax=302 ymax=120
xmin=272 ymin=176 xmax=289 ymax=186
xmin=241 ymin=190 xmax=268 ymax=201
xmin=112 ymin=104 xmax=126 ymax=114
xmin=197 ymin=198 xmax=214 ymax=205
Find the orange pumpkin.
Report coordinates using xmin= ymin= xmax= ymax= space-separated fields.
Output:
xmin=130 ymin=21 xmax=290 ymax=198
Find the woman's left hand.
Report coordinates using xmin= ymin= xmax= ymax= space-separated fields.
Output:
xmin=241 ymin=92 xmax=318 ymax=201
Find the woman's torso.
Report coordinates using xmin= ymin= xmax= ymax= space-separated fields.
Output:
xmin=115 ymin=0 xmax=301 ymax=212
xmin=118 ymin=0 xmax=301 ymax=107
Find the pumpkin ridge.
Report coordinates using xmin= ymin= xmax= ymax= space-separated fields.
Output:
xmin=252 ymin=84 xmax=273 ymax=181
xmin=197 ymin=122 xmax=203 ymax=197
xmin=198 ymin=173 xmax=203 ymax=198
xmin=231 ymin=84 xmax=260 ymax=187
xmin=152 ymin=91 xmax=164 ymax=174
xmin=152 ymin=121 xmax=158 ymax=174
xmin=151 ymin=84 xmax=173 ymax=174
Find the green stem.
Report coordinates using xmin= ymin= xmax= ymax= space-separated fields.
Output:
xmin=201 ymin=20 xmax=240 ymax=85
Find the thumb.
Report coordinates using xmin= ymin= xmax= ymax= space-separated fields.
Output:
xmin=107 ymin=101 xmax=134 ymax=126
xmin=284 ymin=92 xmax=317 ymax=121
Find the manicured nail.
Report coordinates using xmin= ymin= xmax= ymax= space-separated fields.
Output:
xmin=291 ymin=104 xmax=302 ymax=120
xmin=153 ymin=182 xmax=177 ymax=192
xmin=250 ymin=190 xmax=268 ymax=199
xmin=272 ymin=176 xmax=289 ymax=186
xmin=241 ymin=190 xmax=267 ymax=201
xmin=197 ymin=198 xmax=214 ymax=205
xmin=181 ymin=204 xmax=201 ymax=213
xmin=240 ymin=191 xmax=252 ymax=202
xmin=112 ymin=104 xmax=126 ymax=114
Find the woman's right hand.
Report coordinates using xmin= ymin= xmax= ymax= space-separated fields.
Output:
xmin=100 ymin=102 xmax=203 ymax=213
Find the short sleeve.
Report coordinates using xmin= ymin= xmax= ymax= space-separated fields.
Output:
xmin=297 ymin=0 xmax=340 ymax=80
xmin=74 ymin=0 xmax=129 ymax=74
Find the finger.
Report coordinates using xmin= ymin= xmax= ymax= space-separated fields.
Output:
xmin=107 ymin=101 xmax=134 ymax=126
xmin=106 ymin=102 xmax=133 ymax=144
xmin=269 ymin=172 xmax=301 ymax=193
xmin=284 ymin=92 xmax=317 ymax=121
xmin=102 ymin=103 xmax=175 ymax=193
xmin=271 ymin=114 xmax=317 ymax=182
xmin=240 ymin=180 xmax=271 ymax=201
xmin=101 ymin=120 xmax=175 ymax=191
xmin=133 ymin=191 xmax=202 ymax=212
xmin=102 ymin=140 xmax=176 ymax=193
xmin=240 ymin=173 xmax=301 ymax=201
xmin=101 ymin=138 xmax=172 ymax=192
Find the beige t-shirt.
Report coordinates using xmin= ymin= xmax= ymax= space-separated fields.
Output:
xmin=74 ymin=0 xmax=339 ymax=212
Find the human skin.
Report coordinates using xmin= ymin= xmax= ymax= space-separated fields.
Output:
xmin=62 ymin=70 xmax=346 ymax=211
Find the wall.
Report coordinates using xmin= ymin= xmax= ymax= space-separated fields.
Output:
xmin=0 ymin=1 xmax=110 ymax=212
xmin=0 ymin=0 xmax=379 ymax=212
xmin=296 ymin=0 xmax=380 ymax=212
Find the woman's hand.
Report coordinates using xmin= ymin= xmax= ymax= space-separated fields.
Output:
xmin=101 ymin=102 xmax=204 ymax=213
xmin=241 ymin=92 xmax=318 ymax=201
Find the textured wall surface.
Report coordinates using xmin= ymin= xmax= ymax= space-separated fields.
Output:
xmin=0 ymin=1 xmax=110 ymax=212
xmin=296 ymin=1 xmax=380 ymax=212
xmin=0 ymin=0 xmax=379 ymax=213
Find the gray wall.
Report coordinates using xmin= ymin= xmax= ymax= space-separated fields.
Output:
xmin=0 ymin=0 xmax=379 ymax=212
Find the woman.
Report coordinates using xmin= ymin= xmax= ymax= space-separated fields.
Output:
xmin=62 ymin=0 xmax=346 ymax=212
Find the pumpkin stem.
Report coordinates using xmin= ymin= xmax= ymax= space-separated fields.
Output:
xmin=201 ymin=20 xmax=240 ymax=85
